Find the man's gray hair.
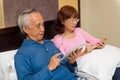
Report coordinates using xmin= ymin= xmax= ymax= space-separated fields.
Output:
xmin=18 ymin=9 xmax=38 ymax=34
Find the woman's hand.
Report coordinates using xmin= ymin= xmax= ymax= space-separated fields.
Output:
xmin=67 ymin=48 xmax=85 ymax=64
xmin=86 ymin=44 xmax=94 ymax=53
xmin=48 ymin=53 xmax=61 ymax=71
xmin=95 ymin=38 xmax=107 ymax=49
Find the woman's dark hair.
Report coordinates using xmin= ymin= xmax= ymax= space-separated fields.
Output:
xmin=56 ymin=5 xmax=78 ymax=34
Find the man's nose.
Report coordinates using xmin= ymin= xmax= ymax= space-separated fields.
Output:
xmin=40 ymin=26 xmax=45 ymax=32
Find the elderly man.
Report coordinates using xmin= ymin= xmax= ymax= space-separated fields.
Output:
xmin=14 ymin=9 xmax=83 ymax=80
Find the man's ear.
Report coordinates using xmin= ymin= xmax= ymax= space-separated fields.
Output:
xmin=23 ymin=27 xmax=29 ymax=34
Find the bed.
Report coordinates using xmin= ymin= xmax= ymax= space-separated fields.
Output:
xmin=0 ymin=20 xmax=120 ymax=80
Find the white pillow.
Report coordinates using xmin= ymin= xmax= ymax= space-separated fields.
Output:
xmin=0 ymin=49 xmax=18 ymax=80
xmin=75 ymin=45 xmax=120 ymax=80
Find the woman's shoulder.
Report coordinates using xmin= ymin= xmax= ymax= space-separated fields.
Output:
xmin=75 ymin=27 xmax=82 ymax=31
xmin=53 ymin=34 xmax=63 ymax=45
xmin=75 ymin=27 xmax=86 ymax=33
xmin=75 ymin=27 xmax=83 ymax=33
xmin=53 ymin=34 xmax=62 ymax=40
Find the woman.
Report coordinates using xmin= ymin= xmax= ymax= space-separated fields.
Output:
xmin=53 ymin=5 xmax=120 ymax=80
xmin=53 ymin=5 xmax=105 ymax=56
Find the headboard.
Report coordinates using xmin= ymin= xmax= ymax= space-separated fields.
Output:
xmin=0 ymin=20 xmax=57 ymax=52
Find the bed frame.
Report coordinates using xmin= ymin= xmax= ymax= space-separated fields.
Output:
xmin=0 ymin=20 xmax=57 ymax=52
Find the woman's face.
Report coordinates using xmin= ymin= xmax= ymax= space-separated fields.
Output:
xmin=63 ymin=17 xmax=79 ymax=32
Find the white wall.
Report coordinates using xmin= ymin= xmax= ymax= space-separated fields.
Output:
xmin=81 ymin=0 xmax=120 ymax=47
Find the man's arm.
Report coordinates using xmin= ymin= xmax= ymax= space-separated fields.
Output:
xmin=14 ymin=54 xmax=53 ymax=80
xmin=61 ymin=60 xmax=77 ymax=72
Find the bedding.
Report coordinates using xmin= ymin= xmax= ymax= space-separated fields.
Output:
xmin=0 ymin=45 xmax=120 ymax=80
xmin=0 ymin=49 xmax=18 ymax=80
xmin=75 ymin=44 xmax=120 ymax=80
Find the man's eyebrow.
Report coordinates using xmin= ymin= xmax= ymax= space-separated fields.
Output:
xmin=36 ymin=22 xmax=44 ymax=26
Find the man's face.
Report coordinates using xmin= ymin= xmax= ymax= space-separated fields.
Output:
xmin=24 ymin=12 xmax=45 ymax=42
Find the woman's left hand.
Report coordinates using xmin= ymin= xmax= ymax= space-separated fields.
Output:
xmin=95 ymin=38 xmax=107 ymax=49
xmin=67 ymin=48 xmax=83 ymax=64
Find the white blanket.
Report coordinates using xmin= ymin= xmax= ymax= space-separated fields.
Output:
xmin=0 ymin=50 xmax=18 ymax=80
xmin=75 ymin=45 xmax=120 ymax=80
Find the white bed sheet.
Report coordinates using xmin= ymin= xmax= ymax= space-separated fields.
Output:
xmin=0 ymin=49 xmax=18 ymax=80
xmin=0 ymin=45 xmax=120 ymax=80
xmin=75 ymin=44 xmax=120 ymax=80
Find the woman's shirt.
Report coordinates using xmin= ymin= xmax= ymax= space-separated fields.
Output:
xmin=53 ymin=28 xmax=100 ymax=54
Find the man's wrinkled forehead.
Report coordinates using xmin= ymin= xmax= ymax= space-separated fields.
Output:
xmin=29 ymin=12 xmax=44 ymax=23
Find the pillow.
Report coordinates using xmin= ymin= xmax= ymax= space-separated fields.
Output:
xmin=0 ymin=49 xmax=18 ymax=80
xmin=75 ymin=45 xmax=120 ymax=80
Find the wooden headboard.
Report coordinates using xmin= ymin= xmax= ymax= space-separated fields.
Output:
xmin=0 ymin=20 xmax=57 ymax=52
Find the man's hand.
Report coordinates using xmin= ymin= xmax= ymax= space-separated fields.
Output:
xmin=48 ymin=53 xmax=61 ymax=71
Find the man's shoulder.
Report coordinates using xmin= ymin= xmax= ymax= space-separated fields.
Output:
xmin=44 ymin=39 xmax=53 ymax=43
xmin=44 ymin=39 xmax=56 ymax=46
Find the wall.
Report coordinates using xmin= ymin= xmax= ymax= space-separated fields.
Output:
xmin=59 ymin=0 xmax=80 ymax=26
xmin=81 ymin=0 xmax=120 ymax=47
xmin=0 ymin=0 xmax=58 ymax=28
xmin=59 ymin=0 xmax=78 ymax=10
xmin=3 ymin=0 xmax=58 ymax=27
xmin=0 ymin=0 xmax=4 ymax=28
xmin=0 ymin=0 xmax=78 ymax=28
